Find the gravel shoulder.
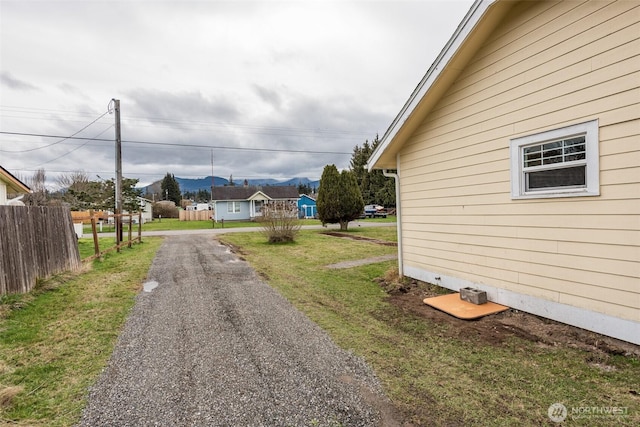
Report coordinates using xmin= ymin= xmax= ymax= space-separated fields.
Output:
xmin=78 ymin=234 xmax=398 ymax=427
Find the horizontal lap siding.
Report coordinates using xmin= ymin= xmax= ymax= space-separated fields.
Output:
xmin=399 ymin=0 xmax=640 ymax=321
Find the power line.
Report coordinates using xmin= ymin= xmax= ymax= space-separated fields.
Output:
xmin=14 ymin=168 xmax=321 ymax=180
xmin=0 ymin=131 xmax=352 ymax=155
xmin=121 ymin=116 xmax=366 ymax=137
xmin=28 ymin=125 xmax=114 ymax=169
xmin=0 ymin=110 xmax=110 ymax=153
xmin=0 ymin=105 xmax=369 ymax=138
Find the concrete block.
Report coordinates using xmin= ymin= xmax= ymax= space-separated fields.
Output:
xmin=460 ymin=287 xmax=487 ymax=305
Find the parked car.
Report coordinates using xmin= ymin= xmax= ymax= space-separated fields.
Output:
xmin=363 ymin=204 xmax=387 ymax=218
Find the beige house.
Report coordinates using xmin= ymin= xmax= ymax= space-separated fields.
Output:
xmin=368 ymin=0 xmax=639 ymax=344
xmin=0 ymin=165 xmax=30 ymax=205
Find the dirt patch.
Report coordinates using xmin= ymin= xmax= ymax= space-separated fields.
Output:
xmin=321 ymin=231 xmax=398 ymax=246
xmin=377 ymin=276 xmax=640 ymax=359
xmin=222 ymin=241 xmax=247 ymax=259
xmin=259 ymin=231 xmax=638 ymax=358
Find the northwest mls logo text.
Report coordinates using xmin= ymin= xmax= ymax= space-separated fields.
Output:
xmin=548 ymin=403 xmax=629 ymax=422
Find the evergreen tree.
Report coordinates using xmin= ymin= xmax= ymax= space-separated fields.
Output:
xmin=297 ymin=182 xmax=313 ymax=195
xmin=316 ymin=165 xmax=340 ymax=224
xmin=121 ymin=178 xmax=142 ymax=212
xmin=316 ymin=165 xmax=364 ymax=231
xmin=350 ymin=135 xmax=396 ymax=207
xmin=57 ymin=175 xmax=140 ymax=211
xmin=65 ymin=180 xmax=105 ymax=210
xmin=161 ymin=173 xmax=181 ymax=204
xmin=196 ymin=189 xmax=211 ymax=202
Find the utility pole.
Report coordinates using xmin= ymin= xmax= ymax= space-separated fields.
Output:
xmin=113 ymin=99 xmax=123 ymax=250
xmin=210 ymin=149 xmax=214 ymax=196
xmin=214 ymin=150 xmax=216 ymax=228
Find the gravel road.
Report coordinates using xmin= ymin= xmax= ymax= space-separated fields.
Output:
xmin=78 ymin=234 xmax=399 ymax=427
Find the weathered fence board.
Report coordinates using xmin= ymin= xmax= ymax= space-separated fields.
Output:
xmin=0 ymin=206 xmax=81 ymax=295
xmin=179 ymin=209 xmax=212 ymax=221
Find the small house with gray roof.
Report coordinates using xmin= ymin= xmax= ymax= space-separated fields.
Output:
xmin=211 ymin=185 xmax=299 ymax=221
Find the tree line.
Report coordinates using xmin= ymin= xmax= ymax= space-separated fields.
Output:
xmin=17 ymin=169 xmax=143 ymax=212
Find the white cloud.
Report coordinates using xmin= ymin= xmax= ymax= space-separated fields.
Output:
xmin=0 ymin=0 xmax=474 ymax=188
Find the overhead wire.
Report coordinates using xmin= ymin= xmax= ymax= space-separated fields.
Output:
xmin=0 ymin=105 xmax=369 ymax=139
xmin=1 ymin=104 xmax=370 ymax=182
xmin=28 ymin=125 xmax=115 ymax=169
xmin=14 ymin=168 xmax=315 ymax=180
xmin=0 ymin=110 xmax=111 ymax=153
xmin=0 ymin=131 xmax=353 ymax=155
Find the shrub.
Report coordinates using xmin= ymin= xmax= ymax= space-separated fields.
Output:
xmin=316 ymin=165 xmax=364 ymax=231
xmin=257 ymin=201 xmax=301 ymax=243
xmin=152 ymin=201 xmax=179 ymax=218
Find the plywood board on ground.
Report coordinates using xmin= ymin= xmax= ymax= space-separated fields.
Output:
xmin=423 ymin=293 xmax=509 ymax=320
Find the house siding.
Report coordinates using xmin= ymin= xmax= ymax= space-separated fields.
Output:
xmin=398 ymin=0 xmax=639 ymax=331
xmin=298 ymin=195 xmax=317 ymax=218
xmin=0 ymin=183 xmax=6 ymax=205
xmin=215 ymin=201 xmax=250 ymax=221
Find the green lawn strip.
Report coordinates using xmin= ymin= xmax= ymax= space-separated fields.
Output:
xmin=328 ymin=222 xmax=398 ymax=242
xmin=0 ymin=237 xmax=163 ymax=426
xmin=77 ymin=237 xmax=119 ymax=260
xmin=82 ymin=218 xmax=257 ymax=233
xmin=83 ymin=217 xmax=396 ymax=234
xmin=220 ymin=230 xmax=640 ymax=426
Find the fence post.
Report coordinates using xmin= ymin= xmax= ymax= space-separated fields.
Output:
xmin=128 ymin=214 xmax=133 ymax=248
xmin=91 ymin=215 xmax=100 ymax=258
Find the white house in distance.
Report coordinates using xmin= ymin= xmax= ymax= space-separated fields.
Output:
xmin=0 ymin=165 xmax=30 ymax=205
xmin=368 ymin=0 xmax=639 ymax=344
xmin=135 ymin=197 xmax=154 ymax=223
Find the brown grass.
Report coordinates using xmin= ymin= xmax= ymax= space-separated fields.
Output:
xmin=0 ymin=386 xmax=24 ymax=408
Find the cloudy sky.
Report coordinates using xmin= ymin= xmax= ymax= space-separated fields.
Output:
xmin=1 ymin=0 xmax=473 ymax=188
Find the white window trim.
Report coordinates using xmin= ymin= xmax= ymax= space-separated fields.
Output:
xmin=510 ymin=119 xmax=599 ymax=199
xmin=227 ymin=201 xmax=241 ymax=213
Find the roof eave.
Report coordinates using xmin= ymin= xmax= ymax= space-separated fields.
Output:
xmin=248 ymin=191 xmax=270 ymax=201
xmin=0 ymin=165 xmax=31 ymax=194
xmin=367 ymin=0 xmax=512 ymax=171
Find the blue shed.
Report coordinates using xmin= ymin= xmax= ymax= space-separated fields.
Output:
xmin=297 ymin=194 xmax=317 ymax=219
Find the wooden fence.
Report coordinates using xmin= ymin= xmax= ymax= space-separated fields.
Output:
xmin=82 ymin=212 xmax=143 ymax=262
xmin=179 ymin=209 xmax=212 ymax=221
xmin=0 ymin=206 xmax=81 ymax=295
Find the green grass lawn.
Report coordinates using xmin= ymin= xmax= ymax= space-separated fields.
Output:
xmin=219 ymin=229 xmax=640 ymax=426
xmin=3 ymin=224 xmax=636 ymax=426
xmin=0 ymin=238 xmax=163 ymax=426
xmin=83 ymin=216 xmax=397 ymax=233
xmin=77 ymin=237 xmax=119 ymax=259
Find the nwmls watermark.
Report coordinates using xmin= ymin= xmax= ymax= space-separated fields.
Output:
xmin=548 ymin=403 xmax=630 ymax=422
xmin=548 ymin=403 xmax=567 ymax=423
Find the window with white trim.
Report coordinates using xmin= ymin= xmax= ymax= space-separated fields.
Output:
xmin=227 ymin=201 xmax=241 ymax=213
xmin=510 ymin=120 xmax=599 ymax=199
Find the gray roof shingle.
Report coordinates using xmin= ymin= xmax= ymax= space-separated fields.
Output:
xmin=211 ymin=185 xmax=298 ymax=201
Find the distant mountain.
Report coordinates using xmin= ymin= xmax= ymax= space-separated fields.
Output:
xmin=142 ymin=176 xmax=319 ymax=195
xmin=278 ymin=177 xmax=317 ymax=187
xmin=176 ymin=176 xmax=228 ymax=192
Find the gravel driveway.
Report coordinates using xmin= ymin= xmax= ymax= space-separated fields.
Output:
xmin=78 ymin=234 xmax=398 ymax=427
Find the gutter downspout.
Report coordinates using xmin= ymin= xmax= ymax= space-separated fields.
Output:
xmin=383 ymin=165 xmax=402 ymax=277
